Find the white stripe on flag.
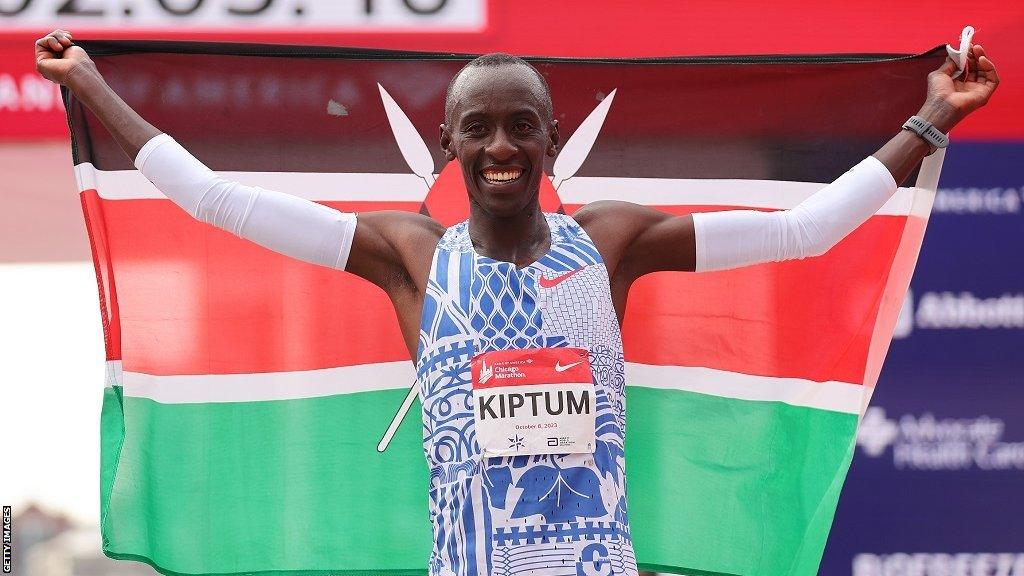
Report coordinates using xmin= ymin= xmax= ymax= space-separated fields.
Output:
xmin=75 ymin=163 xmax=916 ymax=214
xmin=108 ymin=359 xmax=860 ymax=413
xmin=74 ymin=163 xmax=429 ymax=202
xmin=626 ymin=362 xmax=863 ymax=415
xmin=559 ymin=177 xmax=916 ymax=216
xmin=118 ymin=360 xmax=415 ymax=404
xmin=106 ymin=360 xmax=123 ymax=388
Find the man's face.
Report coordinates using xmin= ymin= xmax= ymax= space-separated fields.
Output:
xmin=441 ymin=64 xmax=559 ymax=219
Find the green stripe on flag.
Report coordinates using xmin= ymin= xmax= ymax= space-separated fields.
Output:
xmin=627 ymin=386 xmax=858 ymax=576
xmin=100 ymin=384 xmax=858 ymax=576
xmin=101 ymin=388 xmax=432 ymax=575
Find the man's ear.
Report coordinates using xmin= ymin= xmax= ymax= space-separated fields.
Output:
xmin=547 ymin=119 xmax=560 ymax=158
xmin=439 ymin=123 xmax=456 ymax=161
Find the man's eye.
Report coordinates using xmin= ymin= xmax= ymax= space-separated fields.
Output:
xmin=514 ymin=122 xmax=534 ymax=133
xmin=465 ymin=124 xmax=487 ymax=135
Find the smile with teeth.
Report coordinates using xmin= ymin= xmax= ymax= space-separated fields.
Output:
xmin=481 ymin=168 xmax=523 ymax=184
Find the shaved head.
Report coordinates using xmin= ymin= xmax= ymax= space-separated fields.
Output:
xmin=444 ymin=53 xmax=553 ymax=125
xmin=438 ymin=52 xmax=560 ymax=221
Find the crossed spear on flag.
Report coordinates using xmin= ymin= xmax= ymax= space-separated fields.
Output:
xmin=375 ymin=83 xmax=618 ymax=452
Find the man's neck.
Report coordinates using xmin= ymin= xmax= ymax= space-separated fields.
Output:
xmin=468 ymin=204 xmax=551 ymax=268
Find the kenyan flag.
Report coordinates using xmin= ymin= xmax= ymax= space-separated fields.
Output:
xmin=66 ymin=41 xmax=946 ymax=576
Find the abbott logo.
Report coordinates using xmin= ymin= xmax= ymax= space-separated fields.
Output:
xmin=891 ymin=288 xmax=1024 ymax=340
xmin=857 ymin=408 xmax=899 ymax=457
xmin=893 ymin=288 xmax=1024 ymax=339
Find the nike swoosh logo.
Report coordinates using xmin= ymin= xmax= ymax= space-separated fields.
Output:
xmin=539 ymin=268 xmax=584 ymax=289
xmin=554 ymin=360 xmax=583 ymax=372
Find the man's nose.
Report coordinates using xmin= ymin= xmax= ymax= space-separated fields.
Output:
xmin=485 ymin=127 xmax=516 ymax=162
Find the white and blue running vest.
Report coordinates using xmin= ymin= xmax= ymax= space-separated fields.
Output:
xmin=416 ymin=212 xmax=637 ymax=576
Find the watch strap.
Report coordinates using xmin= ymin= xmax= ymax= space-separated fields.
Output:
xmin=902 ymin=115 xmax=949 ymax=152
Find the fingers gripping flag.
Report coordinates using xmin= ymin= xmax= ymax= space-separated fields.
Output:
xmin=66 ymin=41 xmax=947 ymax=576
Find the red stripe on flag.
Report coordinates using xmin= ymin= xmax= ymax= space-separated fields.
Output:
xmin=621 ymin=216 xmax=906 ymax=385
xmin=87 ymin=194 xmax=907 ymax=384
xmin=862 ymin=214 xmax=928 ymax=390
xmin=81 ymin=190 xmax=122 ymax=361
xmin=90 ymin=197 xmax=417 ymax=375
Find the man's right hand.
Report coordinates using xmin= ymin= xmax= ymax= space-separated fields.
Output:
xmin=35 ymin=29 xmax=95 ymax=86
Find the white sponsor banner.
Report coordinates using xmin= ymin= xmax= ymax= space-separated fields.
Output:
xmin=0 ymin=0 xmax=485 ymax=30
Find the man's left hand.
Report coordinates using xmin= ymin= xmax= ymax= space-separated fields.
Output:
xmin=919 ymin=43 xmax=999 ymax=133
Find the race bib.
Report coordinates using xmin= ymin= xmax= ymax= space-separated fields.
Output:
xmin=472 ymin=347 xmax=595 ymax=457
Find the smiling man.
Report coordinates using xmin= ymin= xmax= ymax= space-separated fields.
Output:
xmin=35 ymin=30 xmax=998 ymax=576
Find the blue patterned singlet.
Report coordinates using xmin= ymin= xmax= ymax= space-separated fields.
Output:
xmin=415 ymin=213 xmax=637 ymax=576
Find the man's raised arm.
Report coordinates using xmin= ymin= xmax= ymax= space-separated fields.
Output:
xmin=35 ymin=30 xmax=441 ymax=291
xmin=586 ymin=43 xmax=998 ymax=283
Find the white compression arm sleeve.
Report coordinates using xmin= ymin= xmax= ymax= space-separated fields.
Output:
xmin=691 ymin=155 xmax=898 ymax=272
xmin=134 ymin=133 xmax=357 ymax=270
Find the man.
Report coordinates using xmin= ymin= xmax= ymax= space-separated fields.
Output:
xmin=36 ymin=30 xmax=998 ymax=576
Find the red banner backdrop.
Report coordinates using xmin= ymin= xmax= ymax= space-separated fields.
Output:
xmin=1 ymin=0 xmax=1020 ymax=141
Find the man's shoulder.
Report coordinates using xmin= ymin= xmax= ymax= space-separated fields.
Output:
xmin=570 ymin=201 xmax=676 ymax=273
xmin=366 ymin=209 xmax=446 ymax=242
xmin=355 ymin=210 xmax=445 ymax=278
xmin=570 ymin=200 xmax=659 ymax=230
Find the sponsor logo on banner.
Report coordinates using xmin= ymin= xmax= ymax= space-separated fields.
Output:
xmin=853 ymin=553 xmax=1024 ymax=576
xmin=933 ymin=186 xmax=1023 ymax=215
xmin=857 ymin=407 xmax=1024 ymax=471
xmin=0 ymin=0 xmax=486 ymax=30
xmin=0 ymin=73 xmax=62 ymax=112
xmin=892 ymin=290 xmax=1024 ymax=338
